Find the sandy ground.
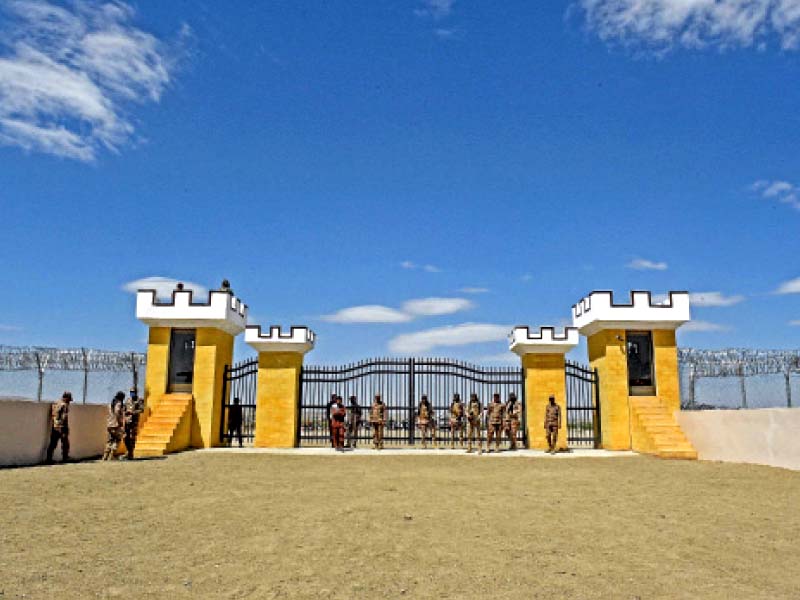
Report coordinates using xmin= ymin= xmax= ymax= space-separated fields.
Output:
xmin=1 ymin=452 xmax=799 ymax=599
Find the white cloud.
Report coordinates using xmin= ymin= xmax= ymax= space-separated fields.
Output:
xmin=415 ymin=0 xmax=455 ymax=19
xmin=0 ymin=0 xmax=185 ymax=161
xmin=689 ymin=291 xmax=746 ymax=307
xmin=389 ymin=323 xmax=510 ymax=354
xmin=789 ymin=319 xmax=800 ymax=326
xmin=475 ymin=352 xmax=519 ymax=365
xmin=400 ymin=261 xmax=416 ymax=269
xmin=402 ymin=297 xmax=473 ymax=316
xmin=122 ymin=276 xmax=207 ymax=300
xmin=681 ymin=320 xmax=732 ymax=332
xmin=322 ymin=305 xmax=412 ymax=324
xmin=520 ymin=273 xmax=533 ymax=282
xmin=751 ymin=180 xmax=800 ymax=210
xmin=627 ymin=258 xmax=668 ymax=271
xmin=775 ymin=276 xmax=800 ymax=294
xmin=577 ymin=0 xmax=800 ymax=53
xmin=423 ymin=264 xmax=441 ymax=273
xmin=0 ymin=323 xmax=22 ymax=332
xmin=459 ymin=287 xmax=490 ymax=294
xmin=400 ymin=260 xmax=441 ymax=273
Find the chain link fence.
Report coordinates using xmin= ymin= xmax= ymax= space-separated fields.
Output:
xmin=679 ymin=348 xmax=800 ymax=410
xmin=0 ymin=345 xmax=146 ymax=405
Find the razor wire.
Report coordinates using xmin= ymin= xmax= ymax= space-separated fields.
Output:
xmin=0 ymin=345 xmax=146 ymax=403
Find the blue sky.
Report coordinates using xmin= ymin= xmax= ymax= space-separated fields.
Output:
xmin=0 ymin=0 xmax=798 ymax=364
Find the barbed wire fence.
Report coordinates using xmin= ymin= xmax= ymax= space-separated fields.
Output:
xmin=679 ymin=348 xmax=800 ymax=410
xmin=0 ymin=345 xmax=146 ymax=404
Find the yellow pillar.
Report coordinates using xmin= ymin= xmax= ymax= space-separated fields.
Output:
xmin=191 ymin=327 xmax=234 ymax=448
xmin=254 ymin=352 xmax=303 ymax=448
xmin=143 ymin=327 xmax=170 ymax=412
xmin=587 ymin=329 xmax=631 ymax=450
xmin=523 ymin=353 xmax=568 ymax=451
xmin=653 ymin=329 xmax=680 ymax=414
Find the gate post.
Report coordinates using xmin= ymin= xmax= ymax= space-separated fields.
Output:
xmin=246 ymin=325 xmax=315 ymax=448
xmin=510 ymin=326 xmax=578 ymax=451
xmin=572 ymin=291 xmax=691 ymax=454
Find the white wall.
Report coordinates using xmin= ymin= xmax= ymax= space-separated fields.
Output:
xmin=678 ymin=408 xmax=800 ymax=471
xmin=0 ymin=399 xmax=107 ymax=466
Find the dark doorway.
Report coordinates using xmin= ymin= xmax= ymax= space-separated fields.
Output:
xmin=626 ymin=331 xmax=655 ymax=396
xmin=168 ymin=329 xmax=196 ymax=393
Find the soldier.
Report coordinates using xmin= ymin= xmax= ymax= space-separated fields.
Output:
xmin=504 ymin=392 xmax=522 ymax=451
xmin=486 ymin=393 xmax=505 ymax=452
xmin=417 ymin=394 xmax=436 ymax=449
xmin=369 ymin=394 xmax=386 ymax=450
xmin=544 ymin=395 xmax=562 ymax=454
xmin=45 ymin=391 xmax=73 ymax=464
xmin=449 ymin=393 xmax=465 ymax=448
xmin=123 ymin=387 xmax=144 ymax=459
xmin=466 ymin=393 xmax=483 ymax=453
xmin=346 ymin=395 xmax=362 ymax=449
xmin=102 ymin=392 xmax=124 ymax=461
xmin=325 ymin=393 xmax=337 ymax=448
xmin=330 ymin=395 xmax=347 ymax=451
xmin=227 ymin=397 xmax=243 ymax=448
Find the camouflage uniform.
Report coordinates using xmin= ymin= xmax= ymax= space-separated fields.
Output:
xmin=103 ymin=396 xmax=124 ymax=461
xmin=466 ymin=394 xmax=483 ymax=453
xmin=369 ymin=397 xmax=386 ymax=449
xmin=46 ymin=392 xmax=72 ymax=463
xmin=123 ymin=390 xmax=144 ymax=459
xmin=544 ymin=400 xmax=562 ymax=454
xmin=486 ymin=395 xmax=505 ymax=452
xmin=449 ymin=395 xmax=465 ymax=448
xmin=417 ymin=397 xmax=436 ymax=449
xmin=504 ymin=395 xmax=522 ymax=450
xmin=346 ymin=397 xmax=362 ymax=448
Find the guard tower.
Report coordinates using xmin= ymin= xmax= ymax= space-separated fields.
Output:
xmin=509 ymin=326 xmax=579 ymax=451
xmin=245 ymin=325 xmax=315 ymax=448
xmin=135 ymin=282 xmax=247 ymax=456
xmin=572 ymin=290 xmax=696 ymax=458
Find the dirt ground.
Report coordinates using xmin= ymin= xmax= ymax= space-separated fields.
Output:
xmin=1 ymin=453 xmax=799 ymax=599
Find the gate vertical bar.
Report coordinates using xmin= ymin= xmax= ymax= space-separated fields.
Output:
xmin=786 ymin=371 xmax=792 ymax=408
xmin=593 ymin=367 xmax=602 ymax=449
xmin=81 ymin=348 xmax=89 ymax=404
xmin=219 ymin=363 xmax=229 ymax=445
xmin=408 ymin=358 xmax=415 ymax=445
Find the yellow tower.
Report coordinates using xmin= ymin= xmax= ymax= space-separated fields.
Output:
xmin=134 ymin=282 xmax=247 ymax=456
xmin=245 ymin=325 xmax=316 ymax=448
xmin=510 ymin=326 xmax=579 ymax=451
xmin=572 ymin=291 xmax=696 ymax=459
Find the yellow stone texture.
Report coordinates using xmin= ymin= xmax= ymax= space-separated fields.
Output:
xmin=254 ymin=352 xmax=303 ymax=448
xmin=523 ymin=353 xmax=568 ymax=451
xmin=652 ymin=329 xmax=680 ymax=414
xmin=191 ymin=327 xmax=234 ymax=448
xmin=143 ymin=327 xmax=170 ymax=414
xmin=587 ymin=329 xmax=631 ymax=450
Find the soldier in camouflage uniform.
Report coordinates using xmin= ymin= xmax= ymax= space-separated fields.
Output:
xmin=346 ymin=395 xmax=362 ymax=449
xmin=486 ymin=393 xmax=505 ymax=452
xmin=466 ymin=393 xmax=483 ymax=453
xmin=417 ymin=395 xmax=436 ymax=449
xmin=449 ymin=393 xmax=465 ymax=448
xmin=544 ymin=395 xmax=562 ymax=454
xmin=369 ymin=394 xmax=386 ymax=450
xmin=45 ymin=391 xmax=73 ymax=463
xmin=102 ymin=392 xmax=125 ymax=461
xmin=123 ymin=387 xmax=144 ymax=459
xmin=504 ymin=392 xmax=522 ymax=451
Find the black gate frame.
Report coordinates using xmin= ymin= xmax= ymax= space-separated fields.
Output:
xmin=220 ymin=358 xmax=258 ymax=445
xmin=565 ymin=360 xmax=601 ymax=448
xmin=298 ymin=357 xmax=527 ymax=448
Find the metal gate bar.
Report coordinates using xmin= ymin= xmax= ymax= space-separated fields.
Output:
xmin=220 ymin=358 xmax=258 ymax=445
xmin=565 ymin=360 xmax=601 ymax=448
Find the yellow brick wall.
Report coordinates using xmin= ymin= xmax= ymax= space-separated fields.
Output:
xmin=523 ymin=353 xmax=568 ymax=450
xmin=254 ymin=352 xmax=303 ymax=448
xmin=653 ymin=329 xmax=680 ymax=415
xmin=191 ymin=328 xmax=234 ymax=448
xmin=588 ymin=329 xmax=631 ymax=450
xmin=144 ymin=327 xmax=170 ymax=412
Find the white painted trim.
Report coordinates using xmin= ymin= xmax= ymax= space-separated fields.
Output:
xmin=245 ymin=325 xmax=316 ymax=355
xmin=509 ymin=326 xmax=579 ymax=356
xmin=572 ymin=290 xmax=690 ymax=336
xmin=135 ymin=289 xmax=248 ymax=335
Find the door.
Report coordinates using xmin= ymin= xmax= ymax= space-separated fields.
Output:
xmin=168 ymin=329 xmax=196 ymax=393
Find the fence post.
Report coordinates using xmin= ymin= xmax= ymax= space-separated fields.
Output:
xmin=35 ymin=352 xmax=44 ymax=402
xmin=131 ymin=352 xmax=138 ymax=393
xmin=786 ymin=371 xmax=792 ymax=409
xmin=81 ymin=348 xmax=89 ymax=404
xmin=738 ymin=363 xmax=747 ymax=409
xmin=688 ymin=364 xmax=696 ymax=408
xmin=407 ymin=358 xmax=415 ymax=446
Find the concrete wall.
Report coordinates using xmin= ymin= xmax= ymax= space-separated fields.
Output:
xmin=0 ymin=399 xmax=107 ymax=467
xmin=678 ymin=408 xmax=800 ymax=471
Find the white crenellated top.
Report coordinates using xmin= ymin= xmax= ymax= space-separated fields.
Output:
xmin=572 ymin=290 xmax=690 ymax=336
xmin=245 ymin=325 xmax=316 ymax=355
xmin=136 ymin=288 xmax=248 ymax=335
xmin=509 ymin=326 xmax=579 ymax=356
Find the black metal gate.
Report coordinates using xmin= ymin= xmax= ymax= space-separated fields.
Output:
xmin=220 ymin=358 xmax=258 ymax=446
xmin=565 ymin=360 xmax=601 ymax=448
xmin=299 ymin=358 xmax=526 ymax=448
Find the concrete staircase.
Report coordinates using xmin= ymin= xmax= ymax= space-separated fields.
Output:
xmin=630 ymin=397 xmax=697 ymax=460
xmin=134 ymin=394 xmax=192 ymax=458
